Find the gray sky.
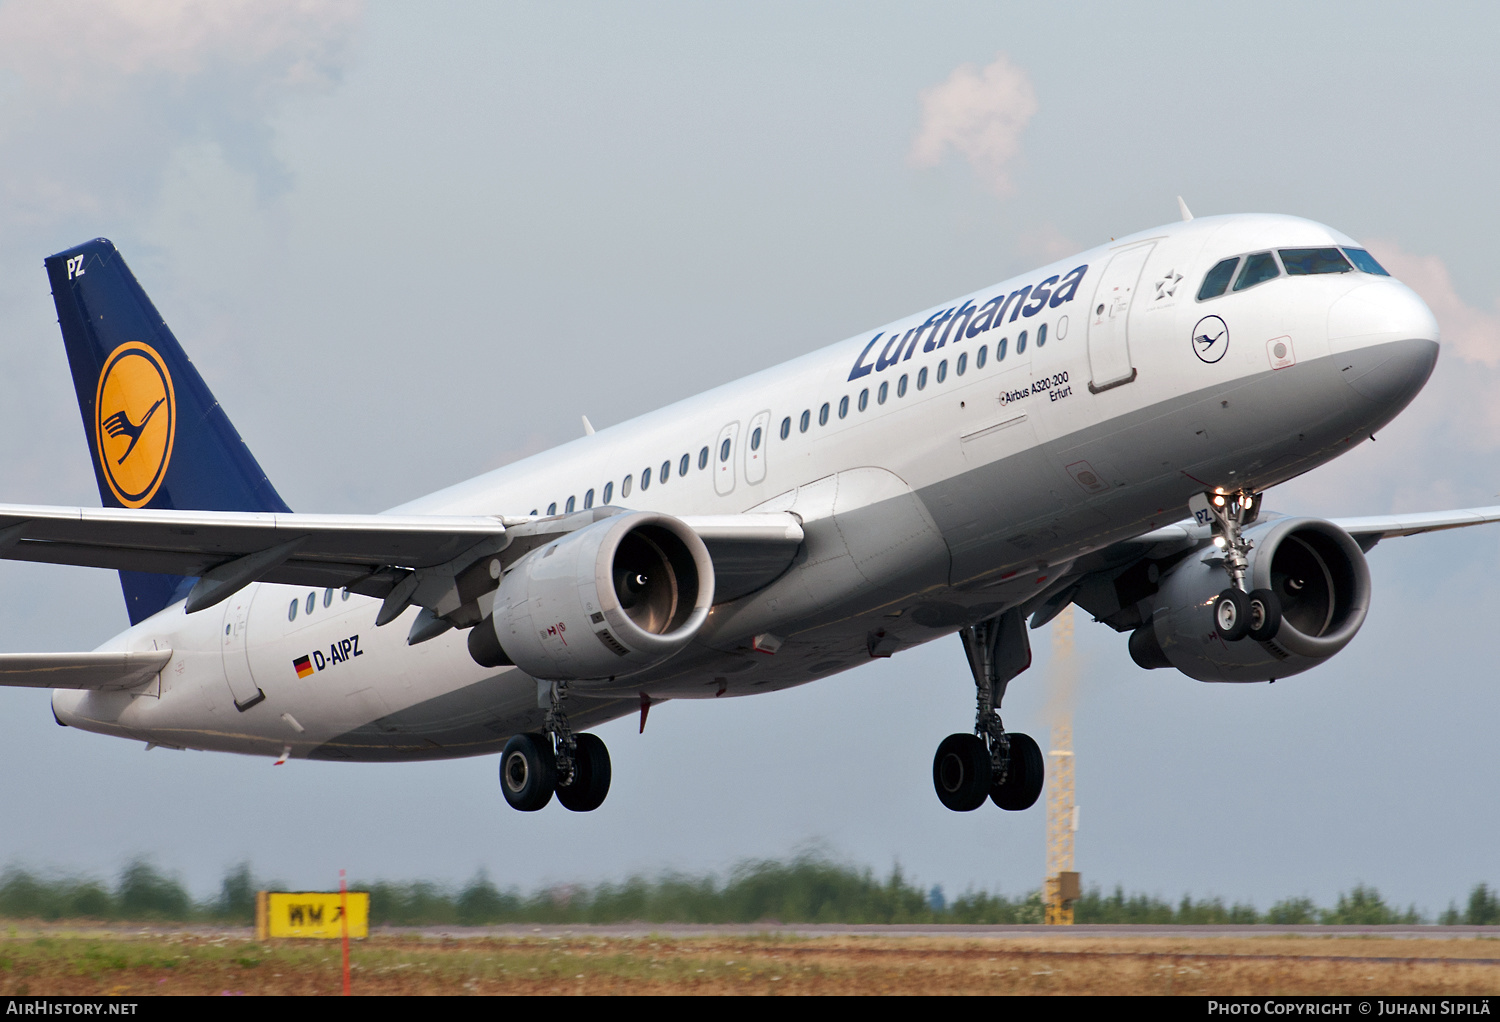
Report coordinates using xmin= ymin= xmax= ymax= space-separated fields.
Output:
xmin=0 ymin=1 xmax=1497 ymax=913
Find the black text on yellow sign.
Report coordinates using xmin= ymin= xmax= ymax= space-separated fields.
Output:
xmin=255 ymin=890 xmax=370 ymax=939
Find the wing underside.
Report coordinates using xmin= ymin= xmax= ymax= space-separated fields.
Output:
xmin=0 ymin=503 xmax=804 ymax=629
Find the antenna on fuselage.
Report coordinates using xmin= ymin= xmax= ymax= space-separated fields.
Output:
xmin=581 ymin=415 xmax=596 ymax=436
xmin=1177 ymin=196 xmax=1194 ymax=222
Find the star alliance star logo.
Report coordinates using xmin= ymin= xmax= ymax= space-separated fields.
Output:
xmin=1154 ymin=268 xmax=1183 ymax=301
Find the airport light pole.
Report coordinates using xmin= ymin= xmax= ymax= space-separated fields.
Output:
xmin=1044 ymin=606 xmax=1080 ymax=924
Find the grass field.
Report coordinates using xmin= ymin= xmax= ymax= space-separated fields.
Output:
xmin=2 ymin=929 xmax=1499 ymax=995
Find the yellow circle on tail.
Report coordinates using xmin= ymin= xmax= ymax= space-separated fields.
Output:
xmin=94 ymin=342 xmax=176 ymax=508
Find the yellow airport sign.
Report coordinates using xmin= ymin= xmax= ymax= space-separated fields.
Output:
xmin=255 ymin=890 xmax=369 ymax=939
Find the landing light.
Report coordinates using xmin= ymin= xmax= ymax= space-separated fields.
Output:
xmin=1213 ymin=495 xmax=1226 ymax=507
xmin=1212 ymin=536 xmax=1226 ymax=548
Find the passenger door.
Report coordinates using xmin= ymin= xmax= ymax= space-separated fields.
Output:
xmin=1086 ymin=242 xmax=1155 ymax=393
xmin=220 ymin=589 xmax=265 ymax=711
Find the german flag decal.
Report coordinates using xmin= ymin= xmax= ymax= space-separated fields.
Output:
xmin=293 ymin=655 xmax=314 ymax=679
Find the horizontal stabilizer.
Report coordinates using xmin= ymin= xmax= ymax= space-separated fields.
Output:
xmin=0 ymin=650 xmax=172 ymax=690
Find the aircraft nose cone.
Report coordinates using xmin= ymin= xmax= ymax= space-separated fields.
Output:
xmin=1327 ymin=281 xmax=1440 ymax=351
xmin=1337 ymin=336 xmax=1439 ymax=408
xmin=1327 ymin=282 xmax=1440 ymax=410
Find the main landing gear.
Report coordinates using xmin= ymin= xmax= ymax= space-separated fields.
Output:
xmin=499 ymin=681 xmax=612 ymax=812
xmin=934 ymin=609 xmax=1045 ymax=812
xmin=1193 ymin=490 xmax=1283 ymax=644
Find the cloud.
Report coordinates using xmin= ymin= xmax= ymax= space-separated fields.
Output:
xmin=910 ymin=53 xmax=1037 ymax=197
xmin=1018 ymin=222 xmax=1080 ymax=264
xmin=1270 ymin=241 xmax=1500 ymax=515
xmin=1365 ymin=239 xmax=1500 ymax=368
xmin=0 ymin=0 xmax=364 ymax=225
xmin=1362 ymin=239 xmax=1500 ymax=448
xmin=0 ymin=0 xmax=359 ymax=92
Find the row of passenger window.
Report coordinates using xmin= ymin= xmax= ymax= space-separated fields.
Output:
xmin=530 ymin=321 xmax=1054 ymax=516
xmin=781 ymin=326 xmax=1047 ymax=437
xmin=1198 ymin=246 xmax=1389 ymax=301
xmin=287 ymin=586 xmax=351 ymax=622
xmin=530 ymin=447 xmax=715 ymax=517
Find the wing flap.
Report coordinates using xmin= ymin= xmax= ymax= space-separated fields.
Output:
xmin=0 ymin=650 xmax=172 ymax=690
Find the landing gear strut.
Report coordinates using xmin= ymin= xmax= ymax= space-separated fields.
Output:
xmin=1192 ymin=490 xmax=1282 ymax=643
xmin=499 ymin=681 xmax=612 ymax=812
xmin=933 ymin=609 xmax=1045 ymax=812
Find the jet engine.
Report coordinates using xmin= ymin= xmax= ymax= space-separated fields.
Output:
xmin=468 ymin=511 xmax=715 ymax=681
xmin=1128 ymin=518 xmax=1371 ymax=682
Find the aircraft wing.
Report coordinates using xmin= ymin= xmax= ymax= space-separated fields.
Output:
xmin=0 ymin=503 xmax=803 ymax=622
xmin=1068 ymin=503 xmax=1500 ymax=569
xmin=0 ymin=650 xmax=172 ymax=690
xmin=1038 ymin=504 xmax=1500 ymax=630
xmin=674 ymin=513 xmax=804 ymax=601
xmin=1330 ymin=506 xmax=1500 ymax=549
xmin=0 ymin=503 xmax=513 ymax=593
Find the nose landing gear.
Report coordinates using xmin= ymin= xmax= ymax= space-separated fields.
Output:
xmin=499 ymin=681 xmax=612 ymax=812
xmin=934 ymin=609 xmax=1045 ymax=813
xmin=1193 ymin=490 xmax=1283 ymax=644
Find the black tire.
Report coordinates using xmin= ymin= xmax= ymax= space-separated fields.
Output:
xmin=1214 ymin=587 xmax=1251 ymax=641
xmin=555 ymin=733 xmax=612 ymax=812
xmin=499 ymin=733 xmax=556 ymax=811
xmin=932 ymin=733 xmax=993 ymax=812
xmin=1247 ymin=588 xmax=1283 ymax=642
xmin=991 ymin=732 xmax=1045 ymax=811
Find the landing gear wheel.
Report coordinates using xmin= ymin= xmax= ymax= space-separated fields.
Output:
xmin=991 ymin=732 xmax=1044 ymax=810
xmin=1247 ymin=588 xmax=1282 ymax=642
xmin=500 ymin=733 xmax=556 ymax=812
xmin=1214 ymin=588 xmax=1251 ymax=641
xmin=933 ymin=733 xmax=993 ymax=812
xmin=555 ymin=733 xmax=612 ymax=812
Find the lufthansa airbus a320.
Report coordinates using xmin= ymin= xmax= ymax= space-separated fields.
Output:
xmin=2 ymin=208 xmax=1480 ymax=815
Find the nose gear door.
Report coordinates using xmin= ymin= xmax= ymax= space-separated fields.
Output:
xmin=1086 ymin=242 xmax=1155 ymax=393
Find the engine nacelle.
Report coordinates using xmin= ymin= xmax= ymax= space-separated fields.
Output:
xmin=1129 ymin=518 xmax=1371 ymax=682
xmin=468 ymin=512 xmax=714 ymax=681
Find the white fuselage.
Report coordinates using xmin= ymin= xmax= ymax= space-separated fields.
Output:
xmin=53 ymin=214 xmax=1441 ymax=761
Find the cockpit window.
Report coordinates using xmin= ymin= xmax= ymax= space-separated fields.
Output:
xmin=1233 ymin=251 xmax=1280 ymax=292
xmin=1279 ymin=248 xmax=1352 ymax=275
xmin=1342 ymin=248 xmax=1390 ymax=276
xmin=1198 ymin=257 xmax=1240 ymax=300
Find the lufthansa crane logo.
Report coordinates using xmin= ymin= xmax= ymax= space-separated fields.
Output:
xmin=94 ymin=342 xmax=175 ymax=507
xmin=1191 ymin=315 xmax=1229 ymax=364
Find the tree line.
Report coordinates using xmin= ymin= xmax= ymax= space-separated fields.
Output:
xmin=0 ymin=855 xmax=1494 ymax=927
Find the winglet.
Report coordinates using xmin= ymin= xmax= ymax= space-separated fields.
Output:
xmin=1177 ymin=196 xmax=1194 ymax=222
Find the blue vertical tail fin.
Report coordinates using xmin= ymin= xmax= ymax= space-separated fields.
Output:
xmin=44 ymin=239 xmax=291 ymax=624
